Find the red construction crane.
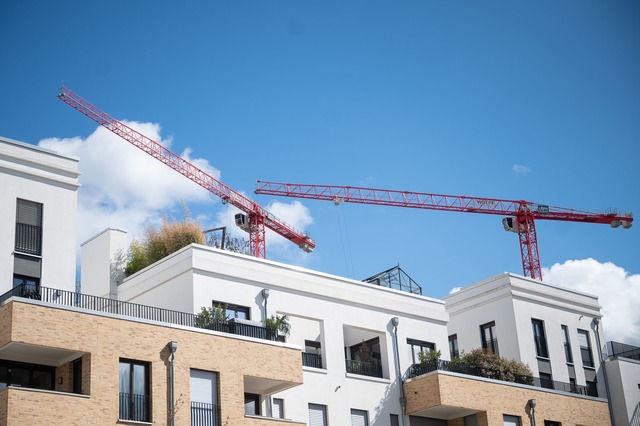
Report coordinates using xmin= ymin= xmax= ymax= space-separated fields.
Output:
xmin=57 ymin=86 xmax=315 ymax=258
xmin=255 ymin=181 xmax=633 ymax=280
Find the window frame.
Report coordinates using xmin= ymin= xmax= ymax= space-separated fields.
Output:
xmin=15 ymin=198 xmax=43 ymax=256
xmin=449 ymin=334 xmax=459 ymax=359
xmin=561 ymin=325 xmax=573 ymax=364
xmin=308 ymin=403 xmax=328 ymax=426
xmin=212 ymin=300 xmax=251 ymax=320
xmin=480 ymin=321 xmax=498 ymax=355
xmin=272 ymin=398 xmax=285 ymax=419
xmin=244 ymin=392 xmax=261 ymax=416
xmin=118 ymin=359 xmax=151 ymax=422
xmin=350 ymin=408 xmax=369 ymax=426
xmin=577 ymin=329 xmax=594 ymax=368
xmin=407 ymin=338 xmax=436 ymax=365
xmin=532 ymin=319 xmax=549 ymax=358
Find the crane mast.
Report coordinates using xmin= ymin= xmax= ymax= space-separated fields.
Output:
xmin=255 ymin=181 xmax=633 ymax=280
xmin=57 ymin=86 xmax=315 ymax=258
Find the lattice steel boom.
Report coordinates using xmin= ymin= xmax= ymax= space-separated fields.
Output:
xmin=57 ymin=86 xmax=315 ymax=258
xmin=255 ymin=181 xmax=633 ymax=279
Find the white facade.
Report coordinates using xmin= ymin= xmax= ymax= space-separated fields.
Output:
xmin=605 ymin=354 xmax=640 ymax=426
xmin=0 ymin=136 xmax=80 ymax=293
xmin=82 ymin=230 xmax=450 ymax=425
xmin=444 ymin=273 xmax=607 ymax=398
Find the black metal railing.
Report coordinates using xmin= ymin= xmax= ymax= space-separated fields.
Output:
xmin=15 ymin=223 xmax=42 ymax=255
xmin=1 ymin=284 xmax=277 ymax=342
xmin=302 ymin=352 xmax=323 ymax=369
xmin=191 ymin=402 xmax=220 ymax=426
xmin=404 ymin=360 xmax=591 ymax=396
xmin=119 ymin=392 xmax=150 ymax=422
xmin=534 ymin=336 xmax=549 ymax=358
xmin=482 ymin=338 xmax=499 ymax=356
xmin=607 ymin=341 xmax=640 ymax=361
xmin=345 ymin=359 xmax=383 ymax=378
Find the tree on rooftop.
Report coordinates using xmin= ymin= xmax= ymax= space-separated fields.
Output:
xmin=124 ymin=207 xmax=205 ymax=276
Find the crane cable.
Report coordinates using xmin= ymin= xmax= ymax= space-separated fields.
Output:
xmin=334 ymin=202 xmax=355 ymax=279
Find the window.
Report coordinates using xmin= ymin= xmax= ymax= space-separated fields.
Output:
xmin=119 ymin=359 xmax=150 ymax=422
xmin=390 ymin=414 xmax=400 ymax=426
xmin=532 ymin=319 xmax=549 ymax=358
xmin=15 ymin=199 xmax=43 ymax=255
xmin=480 ymin=321 xmax=499 ymax=355
xmin=544 ymin=421 xmax=561 ymax=426
xmin=346 ymin=337 xmax=382 ymax=378
xmin=72 ymin=358 xmax=83 ymax=394
xmin=407 ymin=338 xmax=435 ymax=365
xmin=0 ymin=360 xmax=54 ymax=391
xmin=561 ymin=325 xmax=573 ymax=363
xmin=503 ymin=414 xmax=521 ymax=426
xmin=578 ymin=329 xmax=594 ymax=367
xmin=303 ymin=340 xmax=323 ymax=369
xmin=308 ymin=403 xmax=327 ymax=426
xmin=539 ymin=372 xmax=553 ymax=389
xmin=586 ymin=379 xmax=598 ymax=397
xmin=272 ymin=398 xmax=284 ymax=419
xmin=244 ymin=393 xmax=261 ymax=416
xmin=351 ymin=408 xmax=369 ymax=426
xmin=449 ymin=334 xmax=459 ymax=359
xmin=12 ymin=274 xmax=40 ymax=298
xmin=212 ymin=300 xmax=250 ymax=320
xmin=191 ymin=369 xmax=219 ymax=426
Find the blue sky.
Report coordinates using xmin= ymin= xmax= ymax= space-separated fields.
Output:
xmin=1 ymin=1 xmax=639 ymax=342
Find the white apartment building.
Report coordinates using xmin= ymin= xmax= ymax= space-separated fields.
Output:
xmin=444 ymin=273 xmax=607 ymax=399
xmin=0 ymin=136 xmax=80 ymax=294
xmin=82 ymin=228 xmax=451 ymax=425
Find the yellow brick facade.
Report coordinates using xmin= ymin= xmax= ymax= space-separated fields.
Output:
xmin=405 ymin=371 xmax=610 ymax=426
xmin=0 ymin=300 xmax=304 ymax=426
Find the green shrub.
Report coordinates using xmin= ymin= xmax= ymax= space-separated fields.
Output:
xmin=125 ymin=210 xmax=205 ymax=276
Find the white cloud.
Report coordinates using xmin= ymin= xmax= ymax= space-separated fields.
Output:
xmin=542 ymin=259 xmax=640 ymax=346
xmin=39 ymin=122 xmax=219 ymax=244
xmin=512 ymin=164 xmax=531 ymax=175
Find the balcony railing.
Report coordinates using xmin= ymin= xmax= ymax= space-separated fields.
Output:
xmin=607 ymin=341 xmax=640 ymax=361
xmin=119 ymin=392 xmax=150 ymax=422
xmin=15 ymin=223 xmax=42 ymax=255
xmin=580 ymin=346 xmax=594 ymax=367
xmin=302 ymin=352 xmax=323 ymax=369
xmin=345 ymin=359 xmax=383 ymax=378
xmin=404 ymin=360 xmax=591 ymax=396
xmin=1 ymin=284 xmax=277 ymax=342
xmin=191 ymin=401 xmax=220 ymax=426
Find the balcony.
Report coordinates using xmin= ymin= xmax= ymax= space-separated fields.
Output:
xmin=345 ymin=359 xmax=383 ymax=378
xmin=191 ymin=402 xmax=221 ymax=426
xmin=302 ymin=352 xmax=323 ymax=369
xmin=403 ymin=365 xmax=610 ymax=424
xmin=119 ymin=392 xmax=150 ymax=423
xmin=1 ymin=284 xmax=278 ymax=342
xmin=404 ymin=359 xmax=592 ymax=396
